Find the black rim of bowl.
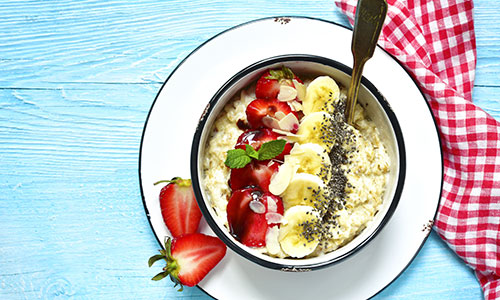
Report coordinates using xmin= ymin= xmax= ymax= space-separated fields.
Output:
xmin=190 ymin=54 xmax=406 ymax=271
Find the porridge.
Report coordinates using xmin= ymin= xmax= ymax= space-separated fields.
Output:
xmin=202 ymin=67 xmax=389 ymax=258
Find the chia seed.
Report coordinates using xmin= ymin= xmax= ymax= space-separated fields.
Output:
xmin=298 ymin=91 xmax=357 ymax=251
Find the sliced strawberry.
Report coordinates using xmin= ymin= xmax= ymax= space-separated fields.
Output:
xmin=240 ymin=213 xmax=268 ymax=247
xmin=149 ymin=233 xmax=227 ymax=290
xmin=246 ymin=98 xmax=294 ymax=129
xmin=255 ymin=67 xmax=302 ymax=99
xmin=227 ymin=187 xmax=284 ymax=247
xmin=276 ymin=142 xmax=293 ymax=162
xmin=255 ymin=70 xmax=282 ymax=99
xmin=227 ymin=187 xmax=262 ymax=244
xmin=235 ymin=128 xmax=280 ymax=150
xmin=156 ymin=178 xmax=202 ymax=238
xmin=229 ymin=160 xmax=279 ymax=192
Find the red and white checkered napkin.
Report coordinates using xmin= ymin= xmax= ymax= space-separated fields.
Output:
xmin=335 ymin=0 xmax=500 ymax=298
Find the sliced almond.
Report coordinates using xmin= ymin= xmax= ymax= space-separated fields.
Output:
xmin=277 ymin=85 xmax=298 ymax=102
xmin=249 ymin=200 xmax=266 ymax=214
xmin=266 ymin=195 xmax=278 ymax=212
xmin=265 ymin=212 xmax=283 ymax=224
xmin=278 ymin=113 xmax=300 ymax=132
xmin=271 ymin=128 xmax=301 ymax=137
xmin=289 ymin=142 xmax=305 ymax=155
xmin=262 ymin=115 xmax=280 ymax=129
xmin=289 ymin=100 xmax=303 ymax=112
xmin=265 ymin=227 xmax=281 ymax=255
xmin=293 ymin=79 xmax=307 ymax=102
xmin=274 ymin=111 xmax=287 ymax=120
xmin=289 ymin=143 xmax=302 ymax=153
xmin=269 ymin=161 xmax=296 ymax=195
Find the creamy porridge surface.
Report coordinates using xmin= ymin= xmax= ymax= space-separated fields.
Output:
xmin=202 ymin=75 xmax=389 ymax=258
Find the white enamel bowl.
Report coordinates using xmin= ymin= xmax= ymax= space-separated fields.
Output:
xmin=190 ymin=54 xmax=406 ymax=271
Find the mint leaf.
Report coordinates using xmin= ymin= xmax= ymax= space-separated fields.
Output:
xmin=245 ymin=144 xmax=259 ymax=159
xmin=225 ymin=148 xmax=252 ymax=168
xmin=257 ymin=139 xmax=286 ymax=160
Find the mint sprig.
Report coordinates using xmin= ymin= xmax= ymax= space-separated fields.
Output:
xmin=224 ymin=139 xmax=286 ymax=169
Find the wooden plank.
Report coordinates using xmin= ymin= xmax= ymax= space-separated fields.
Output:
xmin=474 ymin=1 xmax=500 ymax=87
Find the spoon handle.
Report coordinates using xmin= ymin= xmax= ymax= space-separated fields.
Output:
xmin=345 ymin=0 xmax=388 ymax=124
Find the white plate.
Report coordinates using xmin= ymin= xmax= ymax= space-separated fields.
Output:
xmin=139 ymin=17 xmax=442 ymax=300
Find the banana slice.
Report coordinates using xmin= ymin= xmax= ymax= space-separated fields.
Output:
xmin=279 ymin=205 xmax=321 ymax=258
xmin=288 ymin=143 xmax=332 ymax=181
xmin=291 ymin=111 xmax=334 ymax=151
xmin=280 ymin=173 xmax=328 ymax=210
xmin=303 ymin=76 xmax=340 ymax=115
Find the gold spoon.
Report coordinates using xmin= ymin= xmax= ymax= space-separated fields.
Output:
xmin=345 ymin=0 xmax=388 ymax=124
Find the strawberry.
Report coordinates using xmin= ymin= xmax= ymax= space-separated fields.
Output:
xmin=245 ymin=98 xmax=294 ymax=129
xmin=255 ymin=70 xmax=282 ymax=99
xmin=255 ymin=67 xmax=302 ymax=99
xmin=148 ymin=233 xmax=227 ymax=290
xmin=229 ymin=160 xmax=280 ymax=192
xmin=235 ymin=128 xmax=280 ymax=150
xmin=227 ymin=187 xmax=284 ymax=247
xmin=155 ymin=177 xmax=202 ymax=238
xmin=235 ymin=129 xmax=293 ymax=162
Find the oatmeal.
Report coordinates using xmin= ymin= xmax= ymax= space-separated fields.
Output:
xmin=202 ymin=67 xmax=389 ymax=258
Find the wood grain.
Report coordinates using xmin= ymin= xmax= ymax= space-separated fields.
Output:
xmin=0 ymin=0 xmax=497 ymax=299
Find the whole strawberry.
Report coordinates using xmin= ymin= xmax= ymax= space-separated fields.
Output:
xmin=148 ymin=233 xmax=227 ymax=290
xmin=155 ymin=177 xmax=202 ymax=238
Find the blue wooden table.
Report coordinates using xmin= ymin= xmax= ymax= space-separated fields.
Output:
xmin=1 ymin=1 xmax=497 ymax=299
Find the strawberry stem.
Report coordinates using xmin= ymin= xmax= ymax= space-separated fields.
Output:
xmin=154 ymin=180 xmax=174 ymax=186
xmin=153 ymin=177 xmax=191 ymax=187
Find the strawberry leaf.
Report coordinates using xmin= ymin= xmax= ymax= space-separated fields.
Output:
xmin=148 ymin=254 xmax=165 ymax=267
xmin=266 ymin=66 xmax=295 ymax=80
xmin=225 ymin=148 xmax=252 ymax=168
xmin=257 ymin=139 xmax=286 ymax=160
xmin=267 ymin=69 xmax=282 ymax=80
xmin=282 ymin=66 xmax=295 ymax=79
xmin=172 ymin=280 xmax=184 ymax=292
xmin=152 ymin=271 xmax=169 ymax=281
